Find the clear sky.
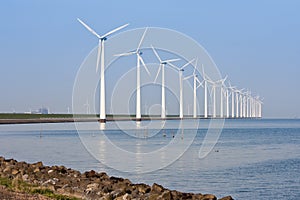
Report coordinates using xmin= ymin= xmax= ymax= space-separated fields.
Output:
xmin=0 ymin=0 xmax=299 ymax=118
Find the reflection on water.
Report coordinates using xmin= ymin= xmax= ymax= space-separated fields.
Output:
xmin=0 ymin=119 xmax=300 ymax=199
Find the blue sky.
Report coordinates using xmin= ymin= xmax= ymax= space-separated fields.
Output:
xmin=0 ymin=0 xmax=299 ymax=118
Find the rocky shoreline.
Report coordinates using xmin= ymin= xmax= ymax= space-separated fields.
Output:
xmin=0 ymin=156 xmax=233 ymax=200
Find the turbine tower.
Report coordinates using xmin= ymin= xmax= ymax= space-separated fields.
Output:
xmin=201 ymin=65 xmax=210 ymax=118
xmin=231 ymin=88 xmax=235 ymax=118
xmin=115 ymin=28 xmax=150 ymax=121
xmin=84 ymin=99 xmax=90 ymax=114
xmin=239 ymin=89 xmax=245 ymax=118
xmin=77 ymin=18 xmax=129 ymax=123
xmin=226 ymin=87 xmax=230 ymax=118
xmin=235 ymin=89 xmax=241 ymax=118
xmin=152 ymin=46 xmax=180 ymax=119
xmin=218 ymin=76 xmax=227 ymax=118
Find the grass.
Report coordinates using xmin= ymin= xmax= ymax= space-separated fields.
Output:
xmin=31 ymin=188 xmax=79 ymax=200
xmin=0 ymin=113 xmax=74 ymax=119
xmin=0 ymin=176 xmax=80 ymax=200
xmin=0 ymin=113 xmax=182 ymax=120
xmin=0 ymin=177 xmax=13 ymax=189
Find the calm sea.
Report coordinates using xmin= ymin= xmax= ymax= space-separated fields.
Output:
xmin=0 ymin=119 xmax=299 ymax=199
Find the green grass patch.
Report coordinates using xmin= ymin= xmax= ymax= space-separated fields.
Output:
xmin=31 ymin=188 xmax=80 ymax=200
xmin=0 ymin=176 xmax=80 ymax=200
xmin=0 ymin=113 xmax=74 ymax=119
xmin=0 ymin=177 xmax=13 ymax=188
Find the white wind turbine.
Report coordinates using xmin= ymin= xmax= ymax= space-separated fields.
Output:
xmin=222 ymin=83 xmax=230 ymax=118
xmin=245 ymin=91 xmax=251 ymax=118
xmin=225 ymin=85 xmax=230 ymax=118
xmin=204 ymin=74 xmax=226 ymax=118
xmin=77 ymin=18 xmax=129 ymax=123
xmin=84 ymin=98 xmax=90 ymax=114
xmin=201 ymin=66 xmax=210 ymax=118
xmin=182 ymin=59 xmax=203 ymax=118
xmin=204 ymin=76 xmax=217 ymax=118
xmin=258 ymin=97 xmax=263 ymax=118
xmin=238 ymin=89 xmax=245 ymax=118
xmin=169 ymin=58 xmax=195 ymax=119
xmin=254 ymin=96 xmax=263 ymax=118
xmin=115 ymin=28 xmax=150 ymax=121
xmin=250 ymin=96 xmax=254 ymax=118
xmin=253 ymin=96 xmax=257 ymax=118
xmin=228 ymin=83 xmax=236 ymax=118
xmin=235 ymin=89 xmax=240 ymax=118
xmin=152 ymin=46 xmax=180 ymax=119
xmin=219 ymin=76 xmax=228 ymax=118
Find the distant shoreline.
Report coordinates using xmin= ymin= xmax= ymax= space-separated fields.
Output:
xmin=0 ymin=113 xmax=264 ymax=125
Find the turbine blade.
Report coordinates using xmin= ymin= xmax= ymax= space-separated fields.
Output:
xmin=193 ymin=58 xmax=198 ymax=75
xmin=223 ymin=75 xmax=228 ymax=83
xmin=181 ymin=58 xmax=195 ymax=70
xmin=197 ymin=80 xmax=204 ymax=89
xmin=101 ymin=23 xmax=129 ymax=39
xmin=201 ymin=64 xmax=207 ymax=80
xmin=168 ymin=62 xmax=179 ymax=71
xmin=154 ymin=65 xmax=161 ymax=83
xmin=196 ymin=77 xmax=202 ymax=85
xmin=209 ymin=86 xmax=214 ymax=98
xmin=114 ymin=52 xmax=135 ymax=57
xmin=183 ymin=74 xmax=194 ymax=81
xmin=164 ymin=58 xmax=180 ymax=63
xmin=137 ymin=27 xmax=148 ymax=50
xmin=77 ymin=18 xmax=101 ymax=39
xmin=139 ymin=56 xmax=151 ymax=76
xmin=96 ymin=41 xmax=101 ymax=72
xmin=151 ymin=45 xmax=162 ymax=63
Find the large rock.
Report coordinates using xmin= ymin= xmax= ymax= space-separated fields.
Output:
xmin=151 ymin=183 xmax=164 ymax=193
xmin=219 ymin=196 xmax=234 ymax=200
xmin=201 ymin=194 xmax=217 ymax=200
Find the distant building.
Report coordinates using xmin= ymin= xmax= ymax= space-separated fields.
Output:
xmin=38 ymin=108 xmax=49 ymax=114
xmin=28 ymin=108 xmax=49 ymax=114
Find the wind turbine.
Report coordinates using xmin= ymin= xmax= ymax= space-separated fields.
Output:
xmin=258 ymin=97 xmax=263 ymax=118
xmin=182 ymin=59 xmax=203 ymax=118
xmin=169 ymin=58 xmax=195 ymax=119
xmin=239 ymin=89 xmax=245 ymax=118
xmin=218 ymin=76 xmax=228 ymax=118
xmin=204 ymin=77 xmax=217 ymax=118
xmin=230 ymin=87 xmax=236 ymax=118
xmin=152 ymin=46 xmax=180 ymax=119
xmin=235 ymin=88 xmax=243 ymax=118
xmin=201 ymin=65 xmax=210 ymax=118
xmin=244 ymin=90 xmax=250 ymax=118
xmin=250 ymin=96 xmax=254 ymax=118
xmin=115 ymin=28 xmax=150 ymax=121
xmin=84 ymin=98 xmax=90 ymax=114
xmin=225 ymin=86 xmax=230 ymax=118
xmin=228 ymin=82 xmax=236 ymax=118
xmin=254 ymin=96 xmax=263 ymax=118
xmin=77 ymin=18 xmax=129 ymax=123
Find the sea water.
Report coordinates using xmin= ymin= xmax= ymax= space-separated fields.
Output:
xmin=0 ymin=119 xmax=299 ymax=199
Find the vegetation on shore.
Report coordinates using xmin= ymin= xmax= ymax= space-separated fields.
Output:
xmin=0 ymin=113 xmax=75 ymax=119
xmin=0 ymin=177 xmax=79 ymax=200
xmin=0 ymin=113 xmax=182 ymax=120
